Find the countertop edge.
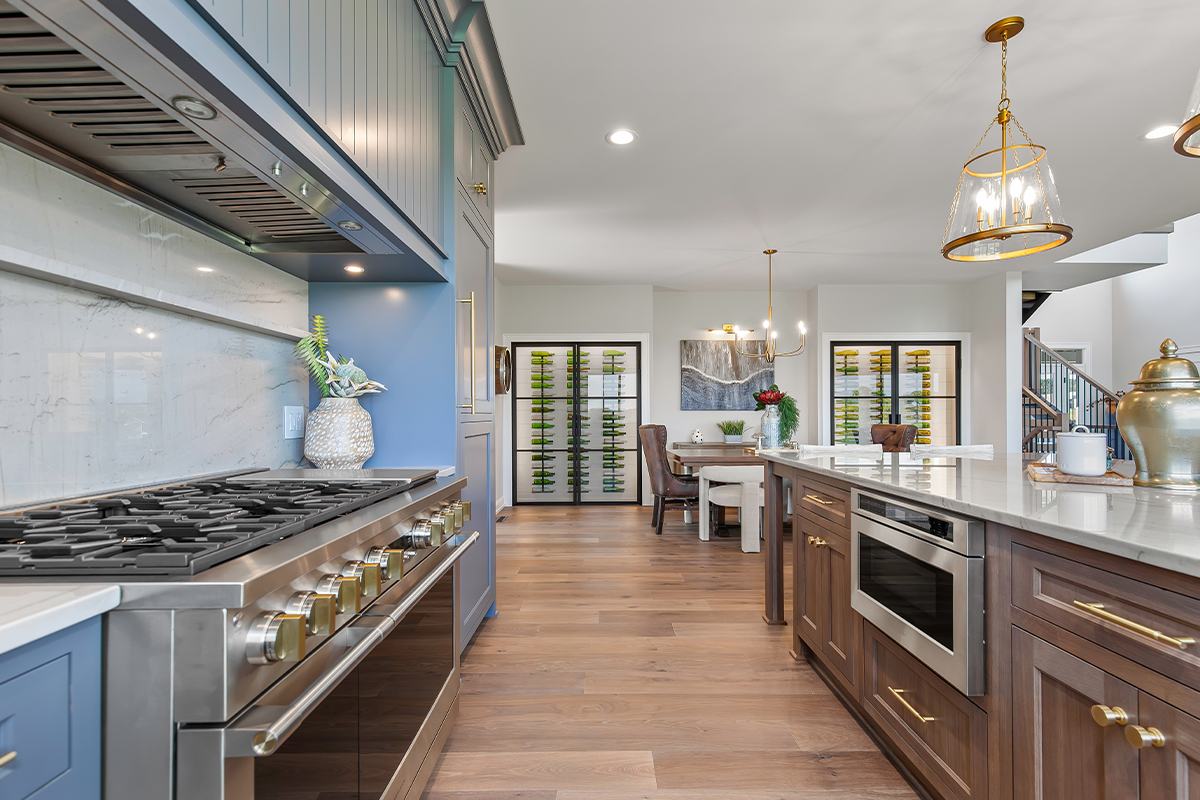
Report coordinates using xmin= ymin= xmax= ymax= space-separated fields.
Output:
xmin=0 ymin=584 xmax=120 ymax=657
xmin=765 ymin=453 xmax=1200 ymax=579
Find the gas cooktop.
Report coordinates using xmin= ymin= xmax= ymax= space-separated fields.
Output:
xmin=0 ymin=470 xmax=438 ymax=577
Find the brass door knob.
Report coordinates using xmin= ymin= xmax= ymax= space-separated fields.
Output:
xmin=246 ymin=612 xmax=306 ymax=664
xmin=342 ymin=561 xmax=382 ymax=597
xmin=285 ymin=591 xmax=337 ymax=636
xmin=1125 ymin=724 xmax=1167 ymax=748
xmin=473 ymin=182 xmax=487 ymax=195
xmin=365 ymin=546 xmax=406 ymax=581
xmin=1091 ymin=704 xmax=1129 ymax=727
xmin=316 ymin=574 xmax=361 ymax=614
xmin=807 ymin=536 xmax=828 ymax=548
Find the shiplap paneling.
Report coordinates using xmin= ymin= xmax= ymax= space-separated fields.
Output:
xmin=199 ymin=0 xmax=445 ymax=247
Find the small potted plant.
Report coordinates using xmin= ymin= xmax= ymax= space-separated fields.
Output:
xmin=294 ymin=315 xmax=387 ymax=469
xmin=717 ymin=420 xmax=746 ymax=443
xmin=753 ymin=384 xmax=799 ymax=449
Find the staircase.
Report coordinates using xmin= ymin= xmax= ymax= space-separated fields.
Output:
xmin=1022 ymin=332 xmax=1131 ymax=461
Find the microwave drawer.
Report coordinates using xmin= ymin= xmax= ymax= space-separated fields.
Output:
xmin=1012 ymin=544 xmax=1200 ymax=686
xmin=797 ymin=478 xmax=849 ymax=530
xmin=863 ymin=623 xmax=988 ymax=800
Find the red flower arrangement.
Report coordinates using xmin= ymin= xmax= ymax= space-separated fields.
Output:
xmin=753 ymin=387 xmax=786 ymax=406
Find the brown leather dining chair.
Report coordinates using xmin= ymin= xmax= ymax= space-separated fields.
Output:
xmin=638 ymin=424 xmax=699 ymax=535
xmin=871 ymin=423 xmax=918 ymax=453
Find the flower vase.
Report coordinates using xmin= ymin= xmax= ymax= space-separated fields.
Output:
xmin=303 ymin=397 xmax=375 ymax=468
xmin=760 ymin=404 xmax=782 ymax=449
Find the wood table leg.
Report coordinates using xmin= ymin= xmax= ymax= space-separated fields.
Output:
xmin=763 ymin=461 xmax=787 ymax=625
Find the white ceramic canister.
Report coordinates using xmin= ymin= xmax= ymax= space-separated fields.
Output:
xmin=1056 ymin=425 xmax=1108 ymax=477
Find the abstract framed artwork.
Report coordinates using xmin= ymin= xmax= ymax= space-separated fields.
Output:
xmin=680 ymin=339 xmax=774 ymax=410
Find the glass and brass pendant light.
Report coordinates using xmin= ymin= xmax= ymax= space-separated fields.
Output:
xmin=1173 ymin=65 xmax=1200 ymax=156
xmin=942 ymin=17 xmax=1072 ymax=261
xmin=730 ymin=250 xmax=806 ymax=363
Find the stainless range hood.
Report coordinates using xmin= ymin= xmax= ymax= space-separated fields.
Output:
xmin=0 ymin=0 xmax=447 ymax=282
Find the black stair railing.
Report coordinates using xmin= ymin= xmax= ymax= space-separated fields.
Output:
xmin=1022 ymin=333 xmax=1131 ymax=461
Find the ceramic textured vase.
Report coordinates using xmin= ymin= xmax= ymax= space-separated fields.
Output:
xmin=303 ymin=397 xmax=375 ymax=469
xmin=760 ymin=405 xmax=782 ymax=449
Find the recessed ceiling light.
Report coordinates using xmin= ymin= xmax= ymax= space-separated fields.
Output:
xmin=605 ymin=129 xmax=637 ymax=145
xmin=337 ymin=220 xmax=363 ymax=231
xmin=134 ymin=328 xmax=143 ymax=334
xmin=1145 ymin=124 xmax=1179 ymax=140
xmin=196 ymin=266 xmax=213 ymax=273
xmin=344 ymin=265 xmax=365 ymax=274
xmin=147 ymin=332 xmax=157 ymax=339
xmin=171 ymin=95 xmax=217 ymax=120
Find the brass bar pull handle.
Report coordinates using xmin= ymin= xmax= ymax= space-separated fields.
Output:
xmin=1091 ymin=704 xmax=1129 ymax=727
xmin=804 ymin=494 xmax=833 ymax=505
xmin=458 ymin=291 xmax=476 ymax=414
xmin=888 ymin=687 xmax=934 ymax=723
xmin=1126 ymin=725 xmax=1166 ymax=749
xmin=1073 ymin=601 xmax=1196 ymax=649
xmin=0 ymin=751 xmax=15 ymax=768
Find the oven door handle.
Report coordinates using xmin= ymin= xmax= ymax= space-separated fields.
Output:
xmin=225 ymin=531 xmax=479 ymax=758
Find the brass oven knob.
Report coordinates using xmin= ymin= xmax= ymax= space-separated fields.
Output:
xmin=432 ymin=509 xmax=458 ymax=533
xmin=342 ymin=561 xmax=382 ymax=597
xmin=316 ymin=574 xmax=361 ymax=614
xmin=411 ymin=519 xmax=444 ymax=548
xmin=1091 ymin=704 xmax=1129 ymax=727
xmin=456 ymin=500 xmax=472 ymax=522
xmin=246 ymin=612 xmax=306 ymax=664
xmin=285 ymin=591 xmax=337 ymax=636
xmin=443 ymin=503 xmax=464 ymax=529
xmin=365 ymin=546 xmax=406 ymax=581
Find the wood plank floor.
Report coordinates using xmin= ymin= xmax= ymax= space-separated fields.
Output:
xmin=422 ymin=505 xmax=918 ymax=800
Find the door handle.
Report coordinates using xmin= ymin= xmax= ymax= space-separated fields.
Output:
xmin=458 ymin=291 xmax=476 ymax=414
xmin=473 ymin=182 xmax=487 ymax=195
xmin=807 ymin=536 xmax=827 ymax=548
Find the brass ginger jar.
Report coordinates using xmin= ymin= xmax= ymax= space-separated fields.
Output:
xmin=1116 ymin=339 xmax=1200 ymax=490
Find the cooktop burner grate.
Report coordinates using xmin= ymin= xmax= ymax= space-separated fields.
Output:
xmin=0 ymin=476 xmax=429 ymax=576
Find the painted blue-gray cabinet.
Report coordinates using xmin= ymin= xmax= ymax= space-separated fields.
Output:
xmin=0 ymin=617 xmax=102 ymax=799
xmin=198 ymin=0 xmax=446 ymax=247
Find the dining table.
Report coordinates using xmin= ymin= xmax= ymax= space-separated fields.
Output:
xmin=664 ymin=442 xmax=766 ymax=527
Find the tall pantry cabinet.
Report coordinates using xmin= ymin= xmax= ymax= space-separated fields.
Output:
xmin=454 ymin=78 xmax=499 ymax=644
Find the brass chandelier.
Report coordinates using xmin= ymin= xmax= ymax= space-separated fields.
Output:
xmin=730 ymin=249 xmax=806 ymax=363
xmin=1173 ymin=65 xmax=1200 ymax=156
xmin=942 ymin=17 xmax=1072 ymax=261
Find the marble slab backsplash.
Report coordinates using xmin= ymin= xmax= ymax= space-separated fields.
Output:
xmin=0 ymin=145 xmax=309 ymax=508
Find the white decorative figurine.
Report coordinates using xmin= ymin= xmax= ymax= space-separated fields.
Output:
xmin=691 ymin=429 xmax=704 ymax=444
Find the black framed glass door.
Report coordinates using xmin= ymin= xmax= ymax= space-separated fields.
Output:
xmin=831 ymin=341 xmax=961 ymax=445
xmin=513 ymin=342 xmax=642 ymax=504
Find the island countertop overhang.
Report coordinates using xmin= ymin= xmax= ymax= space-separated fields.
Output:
xmin=760 ymin=451 xmax=1200 ymax=579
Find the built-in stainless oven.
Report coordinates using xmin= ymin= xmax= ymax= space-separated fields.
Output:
xmin=850 ymin=489 xmax=985 ymax=696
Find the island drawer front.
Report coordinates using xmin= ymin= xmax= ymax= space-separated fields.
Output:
xmin=863 ymin=623 xmax=987 ymax=800
xmin=797 ymin=478 xmax=849 ymax=530
xmin=1013 ymin=544 xmax=1200 ymax=687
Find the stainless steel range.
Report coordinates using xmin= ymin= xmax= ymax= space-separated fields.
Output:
xmin=0 ymin=468 xmax=475 ymax=800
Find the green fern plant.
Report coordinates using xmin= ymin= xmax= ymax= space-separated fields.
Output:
xmin=778 ymin=395 xmax=799 ymax=442
xmin=294 ymin=314 xmax=332 ymax=397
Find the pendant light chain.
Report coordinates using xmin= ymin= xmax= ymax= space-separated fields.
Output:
xmin=999 ymin=33 xmax=1008 ymax=110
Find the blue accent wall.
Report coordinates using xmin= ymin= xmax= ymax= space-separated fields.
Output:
xmin=308 ymin=282 xmax=456 ymax=468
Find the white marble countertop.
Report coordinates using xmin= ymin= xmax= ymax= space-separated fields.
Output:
xmin=0 ymin=584 xmax=120 ymax=657
xmin=761 ymin=451 xmax=1200 ymax=578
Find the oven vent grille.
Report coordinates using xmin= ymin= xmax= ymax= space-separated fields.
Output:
xmin=172 ymin=176 xmax=344 ymax=241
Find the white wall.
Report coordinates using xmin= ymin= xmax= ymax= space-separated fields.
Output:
xmin=0 ymin=144 xmax=308 ymax=508
xmin=1113 ymin=213 xmax=1200 ymax=387
xmin=967 ymin=272 xmax=1023 ymax=452
xmin=1026 ymin=280 xmax=1114 ymax=389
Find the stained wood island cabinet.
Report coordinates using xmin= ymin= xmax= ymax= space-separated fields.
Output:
xmin=762 ymin=452 xmax=1200 ymax=800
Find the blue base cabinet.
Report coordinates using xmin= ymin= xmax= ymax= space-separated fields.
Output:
xmin=0 ymin=617 xmax=101 ymax=800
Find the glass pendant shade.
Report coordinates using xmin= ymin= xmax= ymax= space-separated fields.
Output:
xmin=942 ymin=18 xmax=1072 ymax=261
xmin=1173 ymin=65 xmax=1200 ymax=157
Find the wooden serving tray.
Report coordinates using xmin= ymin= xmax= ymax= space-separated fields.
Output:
xmin=1026 ymin=462 xmax=1133 ymax=486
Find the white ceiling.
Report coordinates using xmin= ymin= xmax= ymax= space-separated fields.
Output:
xmin=486 ymin=0 xmax=1200 ymax=291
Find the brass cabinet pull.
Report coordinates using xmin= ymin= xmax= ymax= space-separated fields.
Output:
xmin=1073 ymin=601 xmax=1196 ymax=649
xmin=888 ymin=687 xmax=934 ymax=723
xmin=1091 ymin=704 xmax=1129 ymax=727
xmin=458 ymin=291 xmax=477 ymax=414
xmin=804 ymin=494 xmax=834 ymax=506
xmin=0 ymin=751 xmax=15 ymax=768
xmin=1125 ymin=724 xmax=1167 ymax=748
xmin=807 ymin=536 xmax=827 ymax=548
xmin=473 ymin=182 xmax=487 ymax=195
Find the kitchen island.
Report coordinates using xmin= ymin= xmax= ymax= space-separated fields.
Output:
xmin=761 ymin=450 xmax=1200 ymax=800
